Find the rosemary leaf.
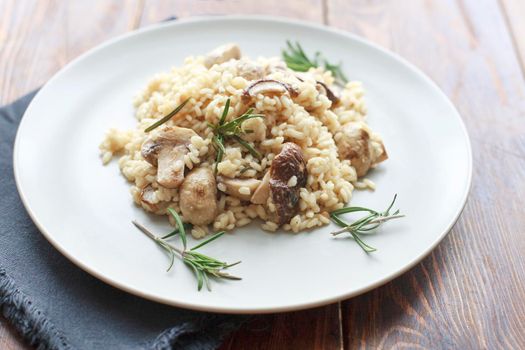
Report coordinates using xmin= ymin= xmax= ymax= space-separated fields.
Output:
xmin=167 ymin=208 xmax=187 ymax=250
xmin=331 ymin=206 xmax=378 ymax=216
xmin=144 ymin=98 xmax=190 ymax=132
xmin=218 ymin=113 xmax=263 ymax=135
xmin=161 ymin=223 xmax=193 ymax=239
xmin=219 ymin=98 xmax=230 ymax=125
xmin=213 ymin=135 xmax=225 ymax=174
xmin=185 ymin=259 xmax=204 ymax=291
xmin=348 ymin=230 xmax=377 ymax=253
xmin=157 ymin=239 xmax=176 ymax=271
xmin=190 ymin=231 xmax=226 ymax=251
xmin=233 ymin=135 xmax=261 ymax=158
xmin=202 ymin=270 xmax=211 ymax=291
xmin=225 ymin=261 xmax=242 ymax=269
xmin=385 ymin=194 xmax=398 ymax=215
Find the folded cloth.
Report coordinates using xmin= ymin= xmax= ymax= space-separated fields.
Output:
xmin=0 ymin=91 xmax=246 ymax=349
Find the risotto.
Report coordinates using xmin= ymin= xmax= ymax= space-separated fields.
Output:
xmin=99 ymin=44 xmax=388 ymax=238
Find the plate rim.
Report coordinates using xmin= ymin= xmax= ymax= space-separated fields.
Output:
xmin=13 ymin=15 xmax=473 ymax=314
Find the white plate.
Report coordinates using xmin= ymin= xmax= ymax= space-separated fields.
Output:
xmin=14 ymin=16 xmax=472 ymax=313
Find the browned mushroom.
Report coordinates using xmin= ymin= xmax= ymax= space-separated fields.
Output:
xmin=335 ymin=122 xmax=388 ymax=177
xmin=141 ymin=126 xmax=197 ymax=189
xmin=179 ymin=167 xmax=218 ymax=226
xmin=250 ymin=171 xmax=270 ymax=204
xmin=217 ymin=176 xmax=261 ymax=201
xmin=204 ymin=43 xmax=241 ymax=68
xmin=316 ymin=81 xmax=340 ymax=107
xmin=267 ymin=143 xmax=307 ymax=225
xmin=242 ymin=79 xmax=299 ymax=103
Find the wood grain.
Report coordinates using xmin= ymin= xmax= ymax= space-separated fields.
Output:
xmin=220 ymin=304 xmax=343 ymax=350
xmin=139 ymin=0 xmax=324 ymax=25
xmin=2 ymin=0 xmax=525 ymax=349
xmin=327 ymin=0 xmax=525 ymax=348
xmin=0 ymin=317 xmax=25 ymax=350
xmin=0 ymin=0 xmax=143 ymax=104
xmin=500 ymin=0 xmax=525 ymax=73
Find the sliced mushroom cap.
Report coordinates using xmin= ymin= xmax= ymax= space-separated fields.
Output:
xmin=140 ymin=185 xmax=159 ymax=212
xmin=141 ymin=126 xmax=197 ymax=189
xmin=336 ymin=122 xmax=388 ymax=177
xmin=204 ymin=43 xmax=241 ymax=68
xmin=236 ymin=60 xmax=266 ymax=81
xmin=179 ymin=167 xmax=218 ymax=226
xmin=250 ymin=170 xmax=270 ymax=204
xmin=217 ymin=176 xmax=261 ymax=201
xmin=265 ymin=60 xmax=288 ymax=74
xmin=242 ymin=79 xmax=299 ymax=103
xmin=316 ymin=81 xmax=340 ymax=107
xmin=268 ymin=143 xmax=307 ymax=225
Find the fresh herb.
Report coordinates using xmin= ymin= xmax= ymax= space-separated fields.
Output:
xmin=132 ymin=209 xmax=241 ymax=291
xmin=144 ymin=98 xmax=190 ymax=132
xmin=209 ymin=98 xmax=264 ymax=173
xmin=160 ymin=222 xmax=193 ymax=239
xmin=329 ymin=194 xmax=404 ymax=252
xmin=282 ymin=40 xmax=348 ymax=86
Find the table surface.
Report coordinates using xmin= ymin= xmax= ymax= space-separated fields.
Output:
xmin=2 ymin=0 xmax=525 ymax=349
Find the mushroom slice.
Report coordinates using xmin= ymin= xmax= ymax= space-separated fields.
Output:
xmin=236 ymin=60 xmax=266 ymax=81
xmin=242 ymin=79 xmax=299 ymax=103
xmin=335 ymin=121 xmax=388 ymax=177
xmin=140 ymin=185 xmax=159 ymax=212
xmin=316 ymin=81 xmax=340 ymax=107
xmin=179 ymin=167 xmax=218 ymax=226
xmin=217 ymin=176 xmax=261 ymax=201
xmin=265 ymin=60 xmax=288 ymax=74
xmin=204 ymin=43 xmax=241 ymax=68
xmin=268 ymin=143 xmax=307 ymax=225
xmin=250 ymin=171 xmax=270 ymax=204
xmin=141 ymin=126 xmax=197 ymax=189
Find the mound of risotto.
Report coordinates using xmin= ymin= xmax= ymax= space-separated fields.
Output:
xmin=100 ymin=44 xmax=388 ymax=238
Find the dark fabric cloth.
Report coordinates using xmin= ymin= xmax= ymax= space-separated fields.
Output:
xmin=0 ymin=91 xmax=246 ymax=349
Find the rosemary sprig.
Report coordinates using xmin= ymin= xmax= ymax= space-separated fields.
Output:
xmin=282 ymin=40 xmax=348 ymax=86
xmin=132 ymin=210 xmax=241 ymax=291
xmin=329 ymin=194 xmax=404 ymax=253
xmin=209 ymin=98 xmax=264 ymax=173
xmin=144 ymin=98 xmax=190 ymax=132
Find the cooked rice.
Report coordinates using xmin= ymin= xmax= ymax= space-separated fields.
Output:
xmin=100 ymin=48 xmax=381 ymax=237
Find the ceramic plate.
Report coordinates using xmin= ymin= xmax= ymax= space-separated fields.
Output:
xmin=14 ymin=16 xmax=472 ymax=313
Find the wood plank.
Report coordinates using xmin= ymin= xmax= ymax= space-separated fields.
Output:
xmin=139 ymin=0 xmax=323 ymax=25
xmin=500 ymin=0 xmax=525 ymax=73
xmin=0 ymin=317 xmax=25 ymax=350
xmin=0 ymin=0 xmax=143 ymax=104
xmin=0 ymin=1 xmax=143 ymax=348
xmin=326 ymin=0 xmax=525 ymax=348
xmin=220 ymin=304 xmax=342 ymax=350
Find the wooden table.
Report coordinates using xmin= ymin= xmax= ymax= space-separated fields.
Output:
xmin=2 ymin=1 xmax=525 ymax=349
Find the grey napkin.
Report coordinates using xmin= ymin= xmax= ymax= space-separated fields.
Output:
xmin=0 ymin=91 xmax=246 ymax=349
